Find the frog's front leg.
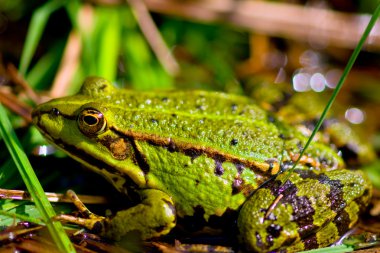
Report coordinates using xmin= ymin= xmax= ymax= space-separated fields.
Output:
xmin=238 ymin=169 xmax=371 ymax=252
xmin=58 ymin=189 xmax=176 ymax=240
xmin=105 ymin=189 xmax=176 ymax=240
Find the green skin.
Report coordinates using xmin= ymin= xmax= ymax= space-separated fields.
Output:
xmin=32 ymin=77 xmax=372 ymax=252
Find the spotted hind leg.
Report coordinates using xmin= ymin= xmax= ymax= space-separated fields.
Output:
xmin=237 ymin=169 xmax=371 ymax=252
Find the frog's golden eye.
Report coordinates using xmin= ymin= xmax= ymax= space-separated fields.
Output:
xmin=77 ymin=108 xmax=107 ymax=136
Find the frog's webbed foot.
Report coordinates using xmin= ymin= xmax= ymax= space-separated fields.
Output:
xmin=55 ymin=190 xmax=108 ymax=234
xmin=56 ymin=189 xmax=177 ymax=241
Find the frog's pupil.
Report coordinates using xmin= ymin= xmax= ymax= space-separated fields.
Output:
xmin=84 ymin=115 xmax=98 ymax=125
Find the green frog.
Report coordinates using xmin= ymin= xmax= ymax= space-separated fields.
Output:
xmin=32 ymin=77 xmax=372 ymax=252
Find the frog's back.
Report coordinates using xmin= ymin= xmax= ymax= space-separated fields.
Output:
xmin=80 ymin=82 xmax=341 ymax=218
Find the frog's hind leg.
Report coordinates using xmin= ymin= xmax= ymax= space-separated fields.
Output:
xmin=237 ymin=169 xmax=371 ymax=252
xmin=287 ymin=199 xmax=362 ymax=252
xmin=56 ymin=189 xmax=176 ymax=240
xmin=285 ymin=215 xmax=348 ymax=252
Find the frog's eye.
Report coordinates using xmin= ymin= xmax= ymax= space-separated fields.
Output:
xmin=77 ymin=108 xmax=107 ymax=136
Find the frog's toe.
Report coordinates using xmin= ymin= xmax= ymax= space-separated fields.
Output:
xmin=55 ymin=190 xmax=109 ymax=233
xmin=55 ymin=213 xmax=108 ymax=235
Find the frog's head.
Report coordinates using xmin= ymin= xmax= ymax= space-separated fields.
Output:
xmin=32 ymin=77 xmax=146 ymax=191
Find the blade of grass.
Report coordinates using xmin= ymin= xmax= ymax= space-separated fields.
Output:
xmin=287 ymin=4 xmax=380 ymax=177
xmin=299 ymin=244 xmax=353 ymax=253
xmin=19 ymin=0 xmax=65 ymax=75
xmin=96 ymin=7 xmax=121 ymax=81
xmin=0 ymin=104 xmax=75 ymax=253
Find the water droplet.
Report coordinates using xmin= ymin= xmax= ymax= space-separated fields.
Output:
xmin=345 ymin=108 xmax=365 ymax=124
xmin=293 ymin=72 xmax=311 ymax=92
xmin=310 ymin=73 xmax=326 ymax=92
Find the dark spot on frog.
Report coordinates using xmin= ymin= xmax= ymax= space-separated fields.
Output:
xmin=171 ymin=113 xmax=178 ymax=118
xmin=230 ymin=138 xmax=238 ymax=146
xmin=318 ymin=174 xmax=345 ymax=212
xmin=295 ymin=169 xmax=318 ymax=180
xmin=234 ymin=163 xmax=244 ymax=174
xmin=214 ymin=159 xmax=224 ymax=176
xmin=195 ymin=179 xmax=200 ymax=185
xmin=184 ymin=149 xmax=202 ymax=162
xmin=293 ymin=196 xmax=317 ymax=237
xmin=150 ymin=118 xmax=158 ymax=124
xmin=333 ymin=209 xmax=350 ymax=236
xmin=267 ymin=115 xmax=275 ymax=123
xmin=161 ymin=97 xmax=169 ymax=102
xmin=167 ymin=139 xmax=176 ymax=153
xmin=232 ymin=177 xmax=243 ymax=195
xmin=266 ymin=224 xmax=282 ymax=239
xmin=302 ymin=234 xmax=319 ymax=250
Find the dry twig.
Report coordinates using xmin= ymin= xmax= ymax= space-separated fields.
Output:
xmin=127 ymin=0 xmax=179 ymax=75
xmin=139 ymin=0 xmax=380 ymax=51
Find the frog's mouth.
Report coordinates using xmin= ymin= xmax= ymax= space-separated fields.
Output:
xmin=45 ymin=133 xmax=135 ymax=191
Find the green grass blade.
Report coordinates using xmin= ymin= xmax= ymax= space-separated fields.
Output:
xmin=299 ymin=245 xmax=353 ymax=253
xmin=289 ymin=4 xmax=380 ymax=174
xmin=0 ymin=104 xmax=75 ymax=253
xmin=19 ymin=0 xmax=65 ymax=75
xmin=96 ymin=7 xmax=121 ymax=81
